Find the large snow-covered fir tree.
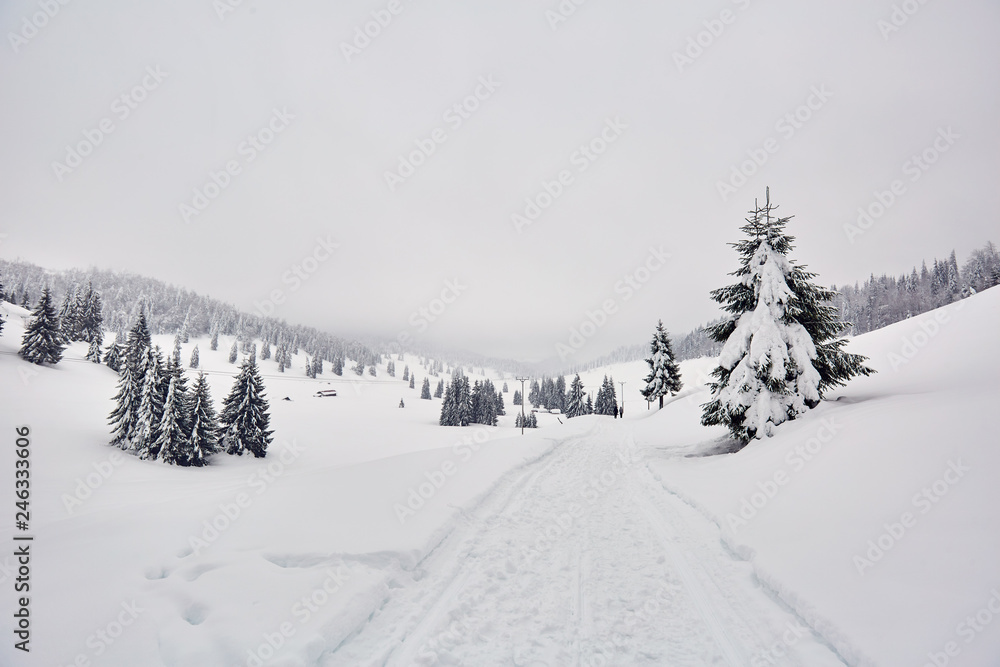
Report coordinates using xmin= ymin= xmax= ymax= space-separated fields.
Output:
xmin=594 ymin=375 xmax=618 ymax=416
xmin=219 ymin=356 xmax=273 ymax=457
xmin=134 ymin=346 xmax=166 ymax=459
xmin=155 ymin=375 xmax=190 ymax=465
xmin=19 ymin=287 xmax=67 ymax=365
xmin=420 ymin=377 xmax=432 ymax=399
xmin=701 ymin=188 xmax=874 ymax=443
xmin=186 ymin=372 xmax=220 ymax=466
xmin=566 ymin=375 xmax=587 ymax=418
xmin=640 ymin=320 xmax=683 ymax=409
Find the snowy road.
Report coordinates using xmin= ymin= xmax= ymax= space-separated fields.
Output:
xmin=323 ymin=425 xmax=847 ymax=666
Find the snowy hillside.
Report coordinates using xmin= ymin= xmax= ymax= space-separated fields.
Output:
xmin=1 ymin=287 xmax=998 ymax=666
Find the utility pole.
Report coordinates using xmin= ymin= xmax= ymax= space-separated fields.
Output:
xmin=619 ymin=381 xmax=626 ymax=417
xmin=516 ymin=376 xmax=530 ymax=435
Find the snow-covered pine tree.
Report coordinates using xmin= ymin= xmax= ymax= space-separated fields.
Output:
xmin=409 ymin=374 xmax=415 ymax=389
xmin=402 ymin=365 xmax=410 ymax=381
xmin=190 ymin=345 xmax=200 ymax=369
xmin=260 ymin=341 xmax=271 ymax=361
xmin=228 ymin=340 xmax=238 ymax=364
xmin=172 ymin=334 xmax=183 ymax=367
xmin=387 ymin=360 xmax=395 ymax=377
xmin=185 ymin=372 xmax=220 ymax=466
xmin=134 ymin=346 xmax=166 ymax=459
xmin=86 ymin=336 xmax=103 ymax=363
xmin=312 ymin=355 xmax=323 ymax=376
xmin=421 ymin=377 xmax=431 ymax=399
xmin=210 ymin=330 xmax=219 ymax=351
xmin=566 ymin=374 xmax=587 ymax=418
xmin=502 ymin=381 xmax=509 ymax=393
xmin=352 ymin=360 xmax=364 ymax=376
xmin=496 ymin=388 xmax=505 ymax=416
xmin=369 ymin=365 xmax=377 ymax=377
xmin=528 ymin=380 xmax=540 ymax=408
xmin=640 ymin=320 xmax=683 ymax=409
xmin=108 ymin=351 xmax=143 ymax=448
xmin=19 ymin=287 xmax=66 ymax=365
xmin=156 ymin=375 xmax=190 ymax=465
xmin=701 ymin=188 xmax=874 ymax=443
xmin=249 ymin=342 xmax=257 ymax=364
xmin=219 ymin=357 xmax=273 ymax=457
xmin=103 ymin=340 xmax=123 ymax=373
xmin=554 ymin=376 xmax=567 ymax=412
xmin=513 ymin=389 xmax=522 ymax=406
xmin=332 ymin=356 xmax=344 ymax=376
xmin=585 ymin=394 xmax=594 ymax=414
xmin=434 ymin=379 xmax=444 ymax=398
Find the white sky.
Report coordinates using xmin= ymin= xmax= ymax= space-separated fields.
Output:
xmin=1 ymin=0 xmax=998 ymax=361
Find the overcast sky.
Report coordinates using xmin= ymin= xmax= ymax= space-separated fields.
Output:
xmin=1 ymin=0 xmax=997 ymax=362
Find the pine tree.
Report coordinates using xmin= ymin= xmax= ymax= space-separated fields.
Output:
xmin=156 ymin=375 xmax=190 ymax=465
xmin=134 ymin=346 xmax=166 ymax=459
xmin=190 ymin=345 xmax=200 ymax=369
xmin=513 ymin=389 xmax=522 ymax=406
xmin=554 ymin=376 xmax=567 ymax=412
xmin=219 ymin=357 xmax=273 ymax=457
xmin=332 ymin=356 xmax=344 ymax=376
xmin=312 ymin=355 xmax=323 ymax=376
xmin=19 ymin=287 xmax=66 ymax=365
xmin=387 ymin=360 xmax=396 ymax=377
xmin=641 ymin=320 xmax=683 ymax=409
xmin=585 ymin=394 xmax=594 ymax=414
xmin=86 ymin=336 xmax=103 ymax=363
xmin=108 ymin=353 xmax=143 ymax=448
xmin=701 ymin=189 xmax=874 ymax=443
xmin=409 ymin=374 xmax=415 ymax=389
xmin=434 ymin=379 xmax=444 ymax=398
xmin=421 ymin=377 xmax=432 ymax=399
xmin=260 ymin=341 xmax=271 ymax=361
xmin=103 ymin=340 xmax=123 ymax=373
xmin=369 ymin=365 xmax=377 ymax=377
xmin=210 ymin=330 xmax=219 ymax=351
xmin=402 ymin=365 xmax=410 ymax=381
xmin=528 ymin=380 xmax=541 ymax=408
xmin=185 ymin=372 xmax=220 ymax=466
xmin=228 ymin=340 xmax=238 ymax=364
xmin=566 ymin=375 xmax=587 ymax=418
xmin=172 ymin=334 xmax=183 ymax=367
xmin=502 ymin=381 xmax=509 ymax=393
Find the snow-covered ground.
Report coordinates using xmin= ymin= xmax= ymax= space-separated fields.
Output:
xmin=1 ymin=287 xmax=998 ymax=666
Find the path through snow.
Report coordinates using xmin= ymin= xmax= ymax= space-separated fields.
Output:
xmin=323 ymin=425 xmax=847 ymax=666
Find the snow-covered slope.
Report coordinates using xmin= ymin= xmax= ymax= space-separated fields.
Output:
xmin=1 ymin=287 xmax=997 ymax=666
xmin=637 ymin=287 xmax=1000 ymax=666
